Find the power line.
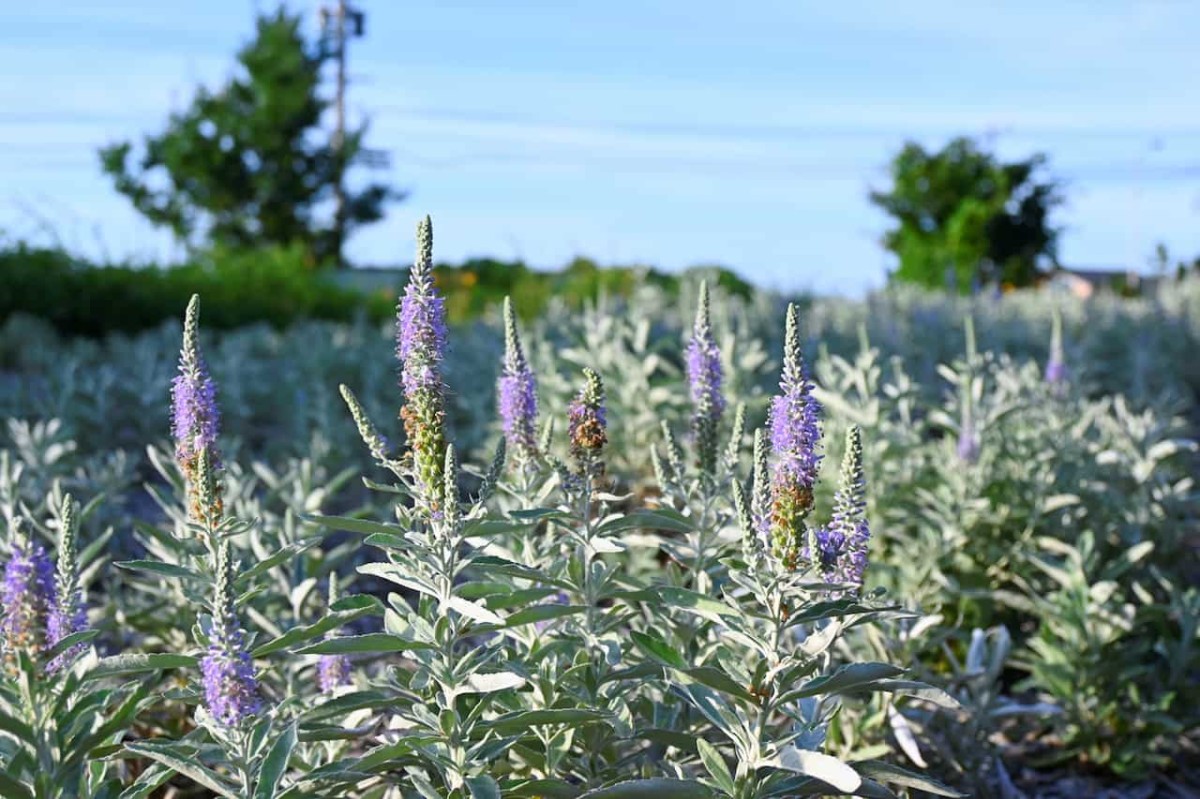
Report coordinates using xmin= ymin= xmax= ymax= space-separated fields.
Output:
xmin=368 ymin=105 xmax=1200 ymax=143
xmin=319 ymin=0 xmax=367 ymax=266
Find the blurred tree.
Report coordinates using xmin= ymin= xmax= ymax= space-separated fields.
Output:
xmin=870 ymin=137 xmax=1061 ymax=293
xmin=99 ymin=7 xmax=399 ymax=268
xmin=1152 ymin=242 xmax=1200 ymax=281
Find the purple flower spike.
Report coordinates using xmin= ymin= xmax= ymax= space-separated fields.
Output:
xmin=171 ymin=295 xmax=221 ymax=470
xmin=171 ymin=295 xmax=225 ymax=524
xmin=317 ymin=654 xmax=351 ymax=694
xmin=316 ymin=579 xmax=351 ymax=694
xmin=1 ymin=536 xmax=56 ymax=664
xmin=397 ymin=220 xmax=448 ymax=396
xmin=201 ymin=633 xmax=262 ymax=726
xmin=397 ymin=216 xmax=449 ymax=510
xmin=1045 ymin=310 xmax=1067 ymax=386
xmin=45 ymin=604 xmax=88 ymax=673
xmin=534 ymin=592 xmax=570 ymax=634
xmin=814 ymin=426 xmax=870 ymax=591
xmin=767 ymin=304 xmax=822 ymax=568
xmin=686 ymin=281 xmax=725 ymax=474
xmin=201 ymin=542 xmax=261 ymax=726
xmin=957 ymin=419 xmax=980 ymax=464
xmin=498 ymin=297 xmax=539 ymax=462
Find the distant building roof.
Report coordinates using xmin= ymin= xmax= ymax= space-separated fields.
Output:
xmin=1046 ymin=267 xmax=1161 ymax=298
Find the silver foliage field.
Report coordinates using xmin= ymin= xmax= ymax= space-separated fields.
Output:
xmin=0 ymin=231 xmax=1197 ymax=797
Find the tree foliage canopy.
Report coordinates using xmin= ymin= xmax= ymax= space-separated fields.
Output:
xmin=870 ymin=137 xmax=1061 ymax=292
xmin=99 ymin=8 xmax=399 ymax=267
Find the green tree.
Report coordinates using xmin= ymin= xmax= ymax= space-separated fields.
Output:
xmin=99 ymin=7 xmax=398 ymax=267
xmin=870 ymin=137 xmax=1061 ymax=292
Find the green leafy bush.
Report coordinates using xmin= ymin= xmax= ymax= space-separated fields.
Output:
xmin=0 ymin=242 xmax=396 ymax=337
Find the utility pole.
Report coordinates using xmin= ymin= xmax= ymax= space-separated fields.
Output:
xmin=320 ymin=0 xmax=366 ymax=267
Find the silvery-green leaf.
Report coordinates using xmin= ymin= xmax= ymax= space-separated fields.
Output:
xmin=296 ymin=633 xmax=432 ymax=655
xmin=590 ymin=536 xmax=626 ymax=554
xmin=124 ymin=743 xmax=239 ymax=798
xmin=445 ymin=595 xmax=505 ymax=625
xmin=578 ymin=779 xmax=715 ymax=798
xmin=466 ymin=672 xmax=526 ymax=693
xmin=481 ymin=709 xmax=610 ymax=734
xmin=771 ymin=747 xmax=860 ymax=793
xmin=887 ymin=706 xmax=926 ymax=768
xmin=465 ymin=775 xmax=502 ymax=799
xmin=85 ymin=653 xmax=197 ymax=681
xmin=631 ymin=630 xmax=687 ymax=669
xmin=253 ymin=720 xmax=296 ymax=799
xmin=253 ymin=595 xmax=382 ymax=657
xmin=696 ymin=739 xmax=735 ymax=796
xmin=306 ymin=514 xmax=405 ymax=536
xmin=781 ymin=663 xmax=904 ymax=702
xmin=854 ymin=761 xmax=966 ymax=797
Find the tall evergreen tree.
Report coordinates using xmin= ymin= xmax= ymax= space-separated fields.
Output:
xmin=100 ymin=7 xmax=399 ymax=267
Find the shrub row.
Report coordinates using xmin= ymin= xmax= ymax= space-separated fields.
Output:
xmin=0 ymin=241 xmax=754 ymax=337
xmin=0 ymin=243 xmax=394 ymax=336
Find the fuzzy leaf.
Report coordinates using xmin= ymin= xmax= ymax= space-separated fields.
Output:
xmin=306 ymin=514 xmax=405 ymax=536
xmin=696 ymin=738 xmax=735 ymax=795
xmin=446 ymin=595 xmax=505 ymax=625
xmin=253 ymin=721 xmax=296 ymax=799
xmin=113 ymin=560 xmax=199 ymax=580
xmin=465 ymin=775 xmax=502 ymax=799
xmin=0 ymin=771 xmax=34 ymax=799
xmin=771 ymin=747 xmax=861 ymax=793
xmin=296 ymin=633 xmax=433 ymax=655
xmin=481 ymin=709 xmax=610 ymax=734
xmin=253 ymin=595 xmax=382 ymax=657
xmin=86 ymin=653 xmax=197 ymax=681
xmin=631 ymin=630 xmax=688 ymax=669
xmin=855 ymin=761 xmax=966 ymax=797
xmin=504 ymin=604 xmax=586 ymax=627
xmin=780 ymin=662 xmax=904 ymax=702
xmin=125 ymin=742 xmax=239 ymax=798
xmin=579 ymin=779 xmax=714 ymax=799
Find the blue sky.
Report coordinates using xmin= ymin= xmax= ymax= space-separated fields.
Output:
xmin=2 ymin=1 xmax=1198 ymax=294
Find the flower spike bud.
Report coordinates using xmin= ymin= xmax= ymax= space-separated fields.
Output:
xmin=340 ymin=384 xmax=390 ymax=464
xmin=476 ymin=437 xmax=506 ymax=506
xmin=724 ymin=402 xmax=747 ymax=471
xmin=538 ymin=417 xmax=555 ymax=454
xmin=1045 ymin=308 xmax=1067 ymax=385
xmin=498 ymin=297 xmax=540 ymax=463
xmin=442 ymin=445 xmax=461 ymax=531
xmin=568 ymin=368 xmax=607 ymax=471
xmin=729 ymin=475 xmax=748 ymax=544
xmin=54 ymin=494 xmax=79 ymax=610
xmin=686 ymin=281 xmax=725 ymax=474
xmin=48 ymin=494 xmax=88 ymax=672
xmin=650 ymin=446 xmax=670 ymax=492
xmin=397 ymin=215 xmax=449 ymax=510
xmin=957 ymin=392 xmax=980 ymax=464
xmin=749 ymin=428 xmax=772 ymax=549
xmin=691 ymin=283 xmax=724 ymax=475
xmin=661 ymin=421 xmax=685 ymax=482
xmin=194 ymin=446 xmax=223 ymax=528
